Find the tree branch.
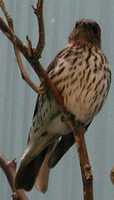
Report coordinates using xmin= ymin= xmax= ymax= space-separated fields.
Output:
xmin=0 ymin=17 xmax=29 ymax=59
xmin=0 ymin=0 xmax=45 ymax=95
xmin=0 ymin=154 xmax=29 ymax=200
xmin=14 ymin=46 xmax=44 ymax=95
xmin=32 ymin=0 xmax=45 ymax=58
xmin=73 ymin=128 xmax=93 ymax=199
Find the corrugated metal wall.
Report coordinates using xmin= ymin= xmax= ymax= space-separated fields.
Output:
xmin=0 ymin=0 xmax=114 ymax=199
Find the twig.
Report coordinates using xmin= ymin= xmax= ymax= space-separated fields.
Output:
xmin=0 ymin=0 xmax=94 ymax=199
xmin=26 ymin=35 xmax=34 ymax=57
xmin=32 ymin=0 xmax=45 ymax=58
xmin=0 ymin=17 xmax=30 ymax=60
xmin=0 ymin=0 xmax=44 ymax=95
xmin=0 ymin=0 xmax=13 ymax=29
xmin=14 ymin=45 xmax=45 ymax=95
xmin=0 ymin=11 xmax=63 ymax=103
xmin=0 ymin=154 xmax=29 ymax=200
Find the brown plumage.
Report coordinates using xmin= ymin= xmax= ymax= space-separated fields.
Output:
xmin=15 ymin=19 xmax=111 ymax=192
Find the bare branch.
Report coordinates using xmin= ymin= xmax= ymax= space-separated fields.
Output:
xmin=0 ymin=0 xmax=14 ymax=29
xmin=32 ymin=0 xmax=45 ymax=58
xmin=0 ymin=1 xmax=44 ymax=95
xmin=0 ymin=154 xmax=29 ymax=200
xmin=0 ymin=17 xmax=29 ymax=59
xmin=73 ymin=128 xmax=93 ymax=200
xmin=0 ymin=155 xmax=15 ymax=191
xmin=14 ymin=43 xmax=44 ymax=95
xmin=26 ymin=35 xmax=34 ymax=57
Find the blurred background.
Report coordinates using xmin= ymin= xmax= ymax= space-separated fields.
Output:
xmin=0 ymin=0 xmax=114 ymax=199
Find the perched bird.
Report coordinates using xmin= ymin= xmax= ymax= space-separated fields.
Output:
xmin=15 ymin=19 xmax=111 ymax=192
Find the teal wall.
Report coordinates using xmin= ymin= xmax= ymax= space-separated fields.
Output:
xmin=0 ymin=0 xmax=114 ymax=199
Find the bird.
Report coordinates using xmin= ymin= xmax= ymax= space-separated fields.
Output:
xmin=15 ymin=19 xmax=111 ymax=193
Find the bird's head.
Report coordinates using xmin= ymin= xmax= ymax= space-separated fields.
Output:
xmin=69 ymin=19 xmax=101 ymax=48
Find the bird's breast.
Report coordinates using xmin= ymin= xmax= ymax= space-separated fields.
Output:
xmin=50 ymin=46 xmax=111 ymax=124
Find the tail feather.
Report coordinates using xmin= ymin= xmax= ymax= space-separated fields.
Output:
xmin=35 ymin=152 xmax=50 ymax=193
xmin=15 ymin=148 xmax=47 ymax=191
xmin=48 ymin=123 xmax=90 ymax=168
xmin=49 ymin=134 xmax=74 ymax=168
xmin=35 ymin=141 xmax=58 ymax=193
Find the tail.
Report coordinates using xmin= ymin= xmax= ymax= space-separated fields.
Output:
xmin=15 ymin=148 xmax=47 ymax=191
xmin=48 ymin=123 xmax=90 ymax=168
xmin=48 ymin=134 xmax=74 ymax=168
xmin=35 ymin=141 xmax=59 ymax=193
xmin=15 ymin=142 xmax=57 ymax=192
xmin=35 ymin=149 xmax=51 ymax=193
